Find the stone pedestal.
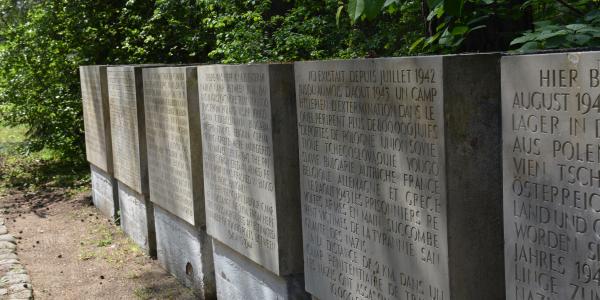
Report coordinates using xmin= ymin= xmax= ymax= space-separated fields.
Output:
xmin=502 ymin=51 xmax=600 ymax=300
xmin=154 ymin=206 xmax=215 ymax=299
xmin=117 ymin=182 xmax=156 ymax=257
xmin=90 ymin=164 xmax=118 ymax=220
xmin=295 ymin=54 xmax=505 ymax=300
xmin=212 ymin=240 xmax=308 ymax=300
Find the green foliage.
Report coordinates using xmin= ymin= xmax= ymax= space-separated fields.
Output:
xmin=345 ymin=0 xmax=600 ymax=52
xmin=0 ymin=123 xmax=88 ymax=191
xmin=0 ymin=0 xmax=425 ymax=164
xmin=0 ymin=1 xmax=125 ymax=159
xmin=206 ymin=0 xmax=423 ymax=63
xmin=511 ymin=11 xmax=600 ymax=52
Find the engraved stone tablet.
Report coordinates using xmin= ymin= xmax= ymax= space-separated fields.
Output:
xmin=502 ymin=51 xmax=600 ymax=300
xmin=143 ymin=66 xmax=204 ymax=226
xmin=108 ymin=66 xmax=148 ymax=194
xmin=297 ymin=55 xmax=505 ymax=300
xmin=80 ymin=65 xmax=112 ymax=173
xmin=198 ymin=64 xmax=302 ymax=275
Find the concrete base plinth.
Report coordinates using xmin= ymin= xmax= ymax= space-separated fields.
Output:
xmin=154 ymin=206 xmax=216 ymax=299
xmin=213 ymin=240 xmax=310 ymax=300
xmin=90 ymin=165 xmax=118 ymax=221
xmin=117 ymin=182 xmax=156 ymax=257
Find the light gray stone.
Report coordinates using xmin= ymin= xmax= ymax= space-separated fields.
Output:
xmin=0 ymin=235 xmax=16 ymax=243
xmin=0 ymin=253 xmax=17 ymax=260
xmin=213 ymin=240 xmax=308 ymax=300
xmin=80 ymin=65 xmax=113 ymax=173
xmin=295 ymin=54 xmax=504 ymax=300
xmin=0 ymin=274 xmax=30 ymax=286
xmin=154 ymin=206 xmax=215 ymax=298
xmin=502 ymin=51 xmax=600 ymax=300
xmin=0 ymin=243 xmax=16 ymax=251
xmin=0 ymin=227 xmax=8 ymax=235
xmin=108 ymin=66 xmax=151 ymax=195
xmin=117 ymin=182 xmax=156 ymax=257
xmin=0 ymin=259 xmax=19 ymax=266
xmin=8 ymin=289 xmax=32 ymax=299
xmin=197 ymin=64 xmax=302 ymax=276
xmin=90 ymin=164 xmax=119 ymax=220
xmin=143 ymin=66 xmax=205 ymax=226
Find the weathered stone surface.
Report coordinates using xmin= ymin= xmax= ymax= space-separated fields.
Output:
xmin=0 ymin=235 xmax=16 ymax=243
xmin=0 ymin=259 xmax=19 ymax=266
xmin=296 ymin=54 xmax=504 ymax=300
xmin=118 ymin=182 xmax=156 ymax=257
xmin=502 ymin=51 xmax=600 ymax=300
xmin=90 ymin=164 xmax=119 ymax=220
xmin=143 ymin=66 xmax=205 ymax=226
xmin=0 ymin=274 xmax=30 ymax=287
xmin=108 ymin=66 xmax=150 ymax=195
xmin=0 ymin=243 xmax=16 ymax=251
xmin=212 ymin=240 xmax=309 ymax=300
xmin=0 ymin=254 xmax=17 ymax=261
xmin=0 ymin=227 xmax=8 ymax=235
xmin=80 ymin=65 xmax=113 ymax=173
xmin=197 ymin=64 xmax=302 ymax=276
xmin=154 ymin=206 xmax=215 ymax=298
xmin=0 ymin=222 xmax=32 ymax=300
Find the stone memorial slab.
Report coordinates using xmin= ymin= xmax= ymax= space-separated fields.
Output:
xmin=107 ymin=65 xmax=163 ymax=255
xmin=143 ymin=66 xmax=204 ymax=226
xmin=80 ymin=65 xmax=113 ymax=173
xmin=502 ymin=51 xmax=600 ymax=300
xmin=107 ymin=66 xmax=148 ymax=195
xmin=296 ymin=54 xmax=505 ymax=300
xmin=197 ymin=64 xmax=303 ymax=276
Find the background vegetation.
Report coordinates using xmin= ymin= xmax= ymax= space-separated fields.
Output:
xmin=0 ymin=0 xmax=597 ymax=166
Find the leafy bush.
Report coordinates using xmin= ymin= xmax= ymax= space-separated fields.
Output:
xmin=511 ymin=11 xmax=600 ymax=52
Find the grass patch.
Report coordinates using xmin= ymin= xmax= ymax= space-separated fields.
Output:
xmin=133 ymin=287 xmax=154 ymax=300
xmin=78 ymin=220 xmax=145 ymax=268
xmin=0 ymin=123 xmax=89 ymax=192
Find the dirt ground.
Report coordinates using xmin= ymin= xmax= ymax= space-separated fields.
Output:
xmin=0 ymin=187 xmax=196 ymax=300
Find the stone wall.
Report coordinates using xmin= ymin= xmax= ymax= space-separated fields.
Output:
xmin=79 ymin=50 xmax=600 ymax=300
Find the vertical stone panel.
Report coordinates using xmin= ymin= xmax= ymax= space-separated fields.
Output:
xmin=502 ymin=51 xmax=600 ymax=300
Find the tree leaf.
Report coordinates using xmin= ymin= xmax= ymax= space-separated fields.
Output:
xmin=336 ymin=5 xmax=344 ymax=26
xmin=566 ymin=24 xmax=587 ymax=31
xmin=383 ymin=0 xmax=398 ymax=8
xmin=409 ymin=37 xmax=425 ymax=53
xmin=510 ymin=33 xmax=536 ymax=45
xmin=517 ymin=41 xmax=539 ymax=53
xmin=451 ymin=25 xmax=468 ymax=36
xmin=567 ymin=34 xmax=592 ymax=46
xmin=347 ymin=0 xmax=365 ymax=22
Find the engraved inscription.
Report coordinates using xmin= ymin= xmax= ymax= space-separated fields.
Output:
xmin=296 ymin=58 xmax=449 ymax=300
xmin=144 ymin=68 xmax=195 ymax=224
xmin=198 ymin=65 xmax=279 ymax=272
xmin=81 ymin=66 xmax=109 ymax=171
xmin=503 ymin=52 xmax=600 ymax=300
xmin=108 ymin=67 xmax=142 ymax=192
